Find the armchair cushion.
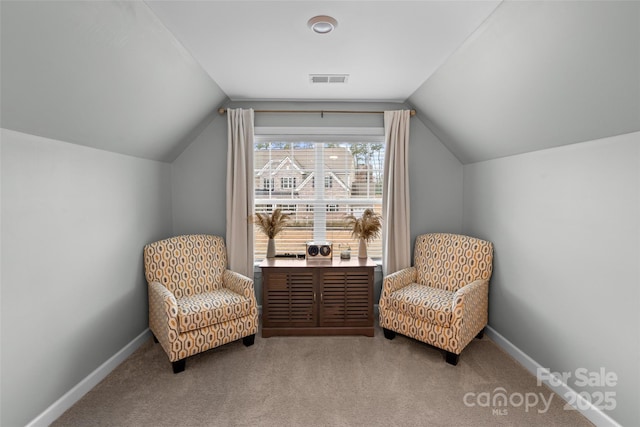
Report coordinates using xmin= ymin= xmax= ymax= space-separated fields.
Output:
xmin=386 ymin=283 xmax=455 ymax=327
xmin=176 ymin=288 xmax=253 ymax=333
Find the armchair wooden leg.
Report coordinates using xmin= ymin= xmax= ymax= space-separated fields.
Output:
xmin=476 ymin=328 xmax=485 ymax=339
xmin=383 ymin=328 xmax=396 ymax=340
xmin=445 ymin=352 xmax=459 ymax=366
xmin=242 ymin=334 xmax=256 ymax=347
xmin=172 ymin=359 xmax=186 ymax=374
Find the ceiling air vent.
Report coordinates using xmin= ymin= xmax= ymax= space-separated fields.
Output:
xmin=310 ymin=74 xmax=349 ymax=84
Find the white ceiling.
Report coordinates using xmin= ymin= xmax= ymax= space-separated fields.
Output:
xmin=1 ymin=1 xmax=638 ymax=164
xmin=146 ymin=0 xmax=500 ymax=102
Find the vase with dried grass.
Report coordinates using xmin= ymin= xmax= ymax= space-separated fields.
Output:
xmin=345 ymin=208 xmax=382 ymax=259
xmin=251 ymin=208 xmax=290 ymax=258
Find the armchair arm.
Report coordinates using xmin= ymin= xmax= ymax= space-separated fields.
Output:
xmin=148 ymin=282 xmax=179 ymax=352
xmin=223 ymin=269 xmax=256 ymax=301
xmin=451 ymin=279 xmax=489 ymax=346
xmin=381 ymin=266 xmax=417 ymax=300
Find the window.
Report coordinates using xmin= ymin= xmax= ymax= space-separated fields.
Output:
xmin=255 ymin=203 xmax=273 ymax=214
xmin=324 ymin=176 xmax=333 ymax=188
xmin=253 ymin=131 xmax=385 ymax=261
xmin=281 ymin=177 xmax=296 ymax=189
xmin=263 ymin=178 xmax=274 ymax=190
xmin=279 ymin=204 xmax=296 ymax=213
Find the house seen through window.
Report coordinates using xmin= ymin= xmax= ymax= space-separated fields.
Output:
xmin=253 ymin=136 xmax=384 ymax=261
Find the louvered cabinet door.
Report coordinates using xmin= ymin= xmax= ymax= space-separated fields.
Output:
xmin=260 ymin=258 xmax=375 ymax=337
xmin=319 ymin=268 xmax=373 ymax=328
xmin=262 ymin=270 xmax=316 ymax=328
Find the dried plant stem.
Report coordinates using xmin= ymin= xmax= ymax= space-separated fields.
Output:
xmin=251 ymin=208 xmax=290 ymax=239
xmin=345 ymin=208 xmax=382 ymax=243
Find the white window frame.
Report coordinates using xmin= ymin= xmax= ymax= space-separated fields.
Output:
xmin=254 ymin=127 xmax=385 ymax=260
xmin=280 ymin=176 xmax=296 ymax=189
xmin=324 ymin=175 xmax=333 ymax=188
xmin=263 ymin=177 xmax=274 ymax=190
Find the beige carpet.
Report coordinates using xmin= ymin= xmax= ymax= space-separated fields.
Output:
xmin=53 ymin=323 xmax=593 ymax=426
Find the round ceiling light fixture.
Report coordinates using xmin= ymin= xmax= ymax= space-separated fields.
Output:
xmin=308 ymin=15 xmax=338 ymax=34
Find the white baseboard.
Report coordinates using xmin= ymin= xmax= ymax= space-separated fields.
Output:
xmin=485 ymin=326 xmax=621 ymax=427
xmin=26 ymin=329 xmax=151 ymax=427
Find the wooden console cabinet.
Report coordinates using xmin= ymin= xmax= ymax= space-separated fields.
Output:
xmin=260 ymin=257 xmax=376 ymax=337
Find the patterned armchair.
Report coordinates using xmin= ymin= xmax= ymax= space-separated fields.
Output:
xmin=379 ymin=233 xmax=493 ymax=365
xmin=143 ymin=234 xmax=258 ymax=373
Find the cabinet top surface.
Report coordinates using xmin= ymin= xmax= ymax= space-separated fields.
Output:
xmin=259 ymin=257 xmax=377 ymax=269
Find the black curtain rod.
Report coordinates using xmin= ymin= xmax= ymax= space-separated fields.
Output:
xmin=217 ymin=108 xmax=416 ymax=117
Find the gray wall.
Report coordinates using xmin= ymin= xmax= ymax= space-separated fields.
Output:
xmin=462 ymin=132 xmax=640 ymax=426
xmin=171 ymin=112 xmax=227 ymax=237
xmin=171 ymin=101 xmax=464 ymax=303
xmin=1 ymin=129 xmax=173 ymax=427
xmin=408 ymin=114 xmax=463 ymax=241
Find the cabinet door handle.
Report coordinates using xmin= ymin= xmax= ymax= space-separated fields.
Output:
xmin=320 ymin=292 xmax=323 ymax=303
xmin=313 ymin=292 xmax=316 ymax=303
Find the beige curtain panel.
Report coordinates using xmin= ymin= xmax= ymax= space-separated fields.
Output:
xmin=226 ymin=108 xmax=255 ymax=278
xmin=382 ymin=110 xmax=411 ymax=275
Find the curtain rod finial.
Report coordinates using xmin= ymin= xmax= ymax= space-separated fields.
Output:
xmin=218 ymin=108 xmax=226 ymax=115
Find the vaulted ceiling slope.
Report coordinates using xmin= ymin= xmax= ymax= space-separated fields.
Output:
xmin=0 ymin=1 xmax=226 ymax=162
xmin=1 ymin=1 xmax=638 ymax=164
xmin=409 ymin=1 xmax=640 ymax=164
